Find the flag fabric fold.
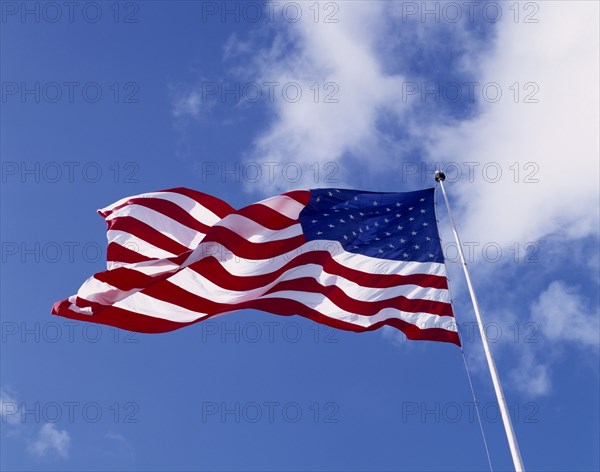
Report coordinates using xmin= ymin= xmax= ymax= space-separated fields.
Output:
xmin=51 ymin=186 xmax=460 ymax=345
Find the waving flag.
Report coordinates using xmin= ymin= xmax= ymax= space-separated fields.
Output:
xmin=52 ymin=187 xmax=460 ymax=345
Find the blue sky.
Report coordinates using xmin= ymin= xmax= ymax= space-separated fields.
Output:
xmin=1 ymin=1 xmax=599 ymax=471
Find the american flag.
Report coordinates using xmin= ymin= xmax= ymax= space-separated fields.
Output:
xmin=52 ymin=187 xmax=460 ymax=345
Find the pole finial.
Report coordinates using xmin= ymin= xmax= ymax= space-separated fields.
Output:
xmin=434 ymin=170 xmax=446 ymax=182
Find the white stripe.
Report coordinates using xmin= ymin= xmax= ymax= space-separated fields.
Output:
xmin=255 ymin=195 xmax=305 ymax=220
xmin=100 ymin=191 xmax=223 ymax=226
xmin=215 ymin=214 xmax=302 ymax=242
xmin=112 ymin=291 xmax=211 ymax=322
xmin=106 ymin=231 xmax=176 ymax=260
xmin=105 ymin=239 xmax=445 ymax=282
xmin=67 ymin=303 xmax=93 ymax=315
xmin=75 ymin=257 xmax=448 ymax=319
xmin=331 ymin=246 xmax=446 ymax=277
xmin=259 ymin=291 xmax=458 ymax=331
xmin=78 ymin=277 xmax=137 ymax=305
xmin=67 ymin=296 xmax=93 ymax=315
xmin=182 ymin=240 xmax=446 ymax=277
xmin=168 ymin=264 xmax=449 ymax=304
xmin=106 ymin=204 xmax=205 ymax=248
xmin=104 ymin=238 xmax=444 ymax=282
xmin=107 ymin=257 xmax=182 ymax=274
xmin=151 ymin=192 xmax=222 ymax=225
xmin=109 ymin=286 xmax=455 ymax=332
xmin=96 ymin=236 xmax=444 ymax=303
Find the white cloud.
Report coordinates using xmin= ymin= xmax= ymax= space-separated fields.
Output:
xmin=1 ymin=386 xmax=72 ymax=459
xmin=427 ymin=1 xmax=600 ymax=248
xmin=0 ymin=388 xmax=20 ymax=426
xmin=226 ymin=2 xmax=499 ymax=194
xmin=172 ymin=89 xmax=202 ymax=118
xmin=507 ymin=349 xmax=552 ymax=397
xmin=104 ymin=432 xmax=135 ymax=461
xmin=28 ymin=423 xmax=71 ymax=459
xmin=530 ymin=280 xmax=599 ymax=347
xmin=491 ymin=280 xmax=598 ymax=396
xmin=172 ymin=3 xmax=489 ymax=192
xmin=242 ymin=2 xmax=410 ymax=192
xmin=232 ymin=1 xmax=599 ymax=243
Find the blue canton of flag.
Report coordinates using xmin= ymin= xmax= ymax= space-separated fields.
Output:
xmin=299 ymin=188 xmax=443 ymax=263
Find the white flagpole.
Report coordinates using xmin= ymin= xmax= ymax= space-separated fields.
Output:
xmin=434 ymin=170 xmax=525 ymax=472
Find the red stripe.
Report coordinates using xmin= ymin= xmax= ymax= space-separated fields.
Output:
xmin=100 ymin=188 xmax=233 ymax=221
xmin=94 ymin=267 xmax=162 ymax=291
xmin=248 ymin=298 xmax=460 ymax=345
xmin=201 ymin=226 xmax=306 ymax=260
xmin=236 ymin=204 xmax=299 ymax=230
xmin=135 ymin=279 xmax=451 ymax=326
xmin=164 ymin=187 xmax=234 ymax=218
xmin=89 ymin=247 xmax=447 ymax=296
xmin=282 ymin=190 xmax=311 ymax=205
xmin=263 ymin=277 xmax=453 ymax=317
xmin=51 ymin=298 xmax=459 ymax=345
xmin=187 ymin=250 xmax=447 ymax=291
xmin=104 ymin=198 xmax=212 ymax=234
xmin=107 ymin=216 xmax=190 ymax=256
xmin=106 ymin=242 xmax=153 ymax=264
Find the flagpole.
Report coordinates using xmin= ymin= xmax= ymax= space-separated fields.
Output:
xmin=434 ymin=170 xmax=525 ymax=472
